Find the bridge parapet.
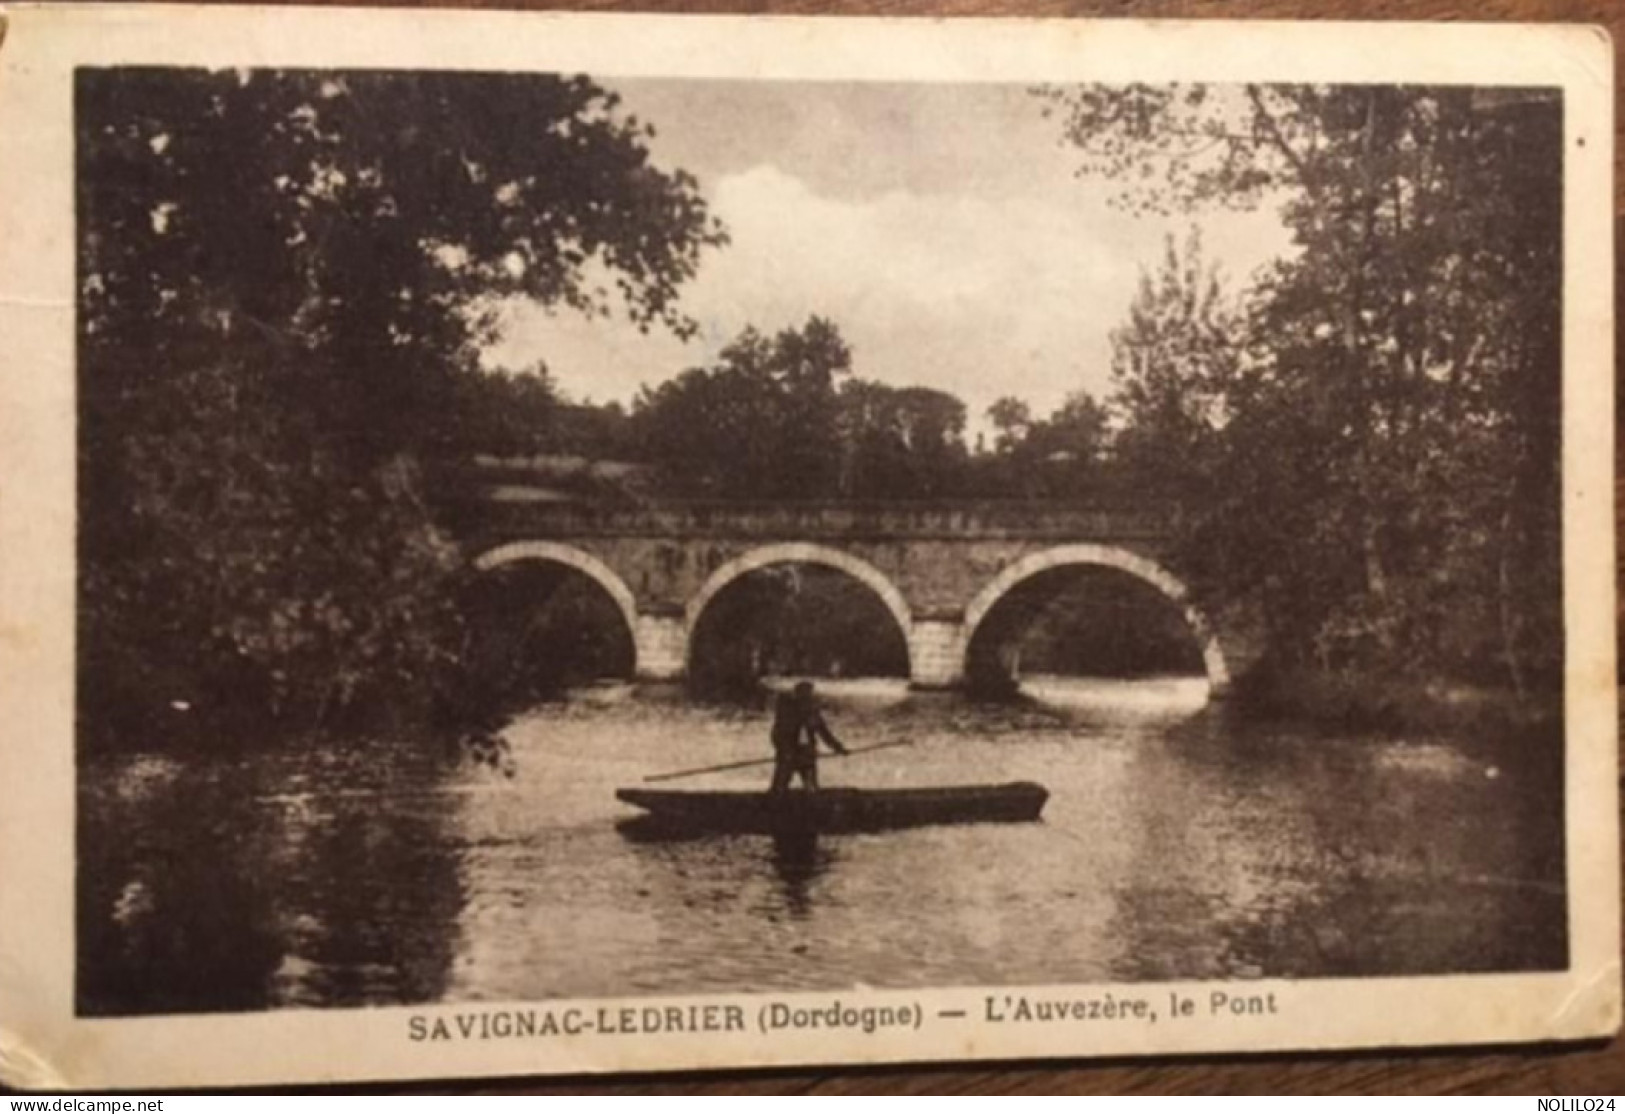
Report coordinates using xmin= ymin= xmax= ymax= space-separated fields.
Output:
xmin=454 ymin=497 xmax=1181 ymax=546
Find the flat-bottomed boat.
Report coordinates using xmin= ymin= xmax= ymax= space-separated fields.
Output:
xmin=615 ymin=781 xmax=1048 ymax=834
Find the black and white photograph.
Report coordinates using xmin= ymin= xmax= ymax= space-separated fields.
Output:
xmin=0 ymin=7 xmax=1615 ymax=1090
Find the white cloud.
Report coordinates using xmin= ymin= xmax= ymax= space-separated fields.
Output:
xmin=485 ymin=117 xmax=1294 ymax=433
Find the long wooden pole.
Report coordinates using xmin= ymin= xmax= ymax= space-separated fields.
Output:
xmin=642 ymin=739 xmax=914 ymax=784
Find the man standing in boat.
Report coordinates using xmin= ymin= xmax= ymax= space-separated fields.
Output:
xmin=770 ymin=681 xmax=849 ymax=793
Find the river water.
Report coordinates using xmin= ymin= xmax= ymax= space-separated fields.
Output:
xmin=77 ymin=679 xmax=1567 ymax=1015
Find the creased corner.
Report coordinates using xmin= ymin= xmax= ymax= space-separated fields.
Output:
xmin=0 ymin=11 xmax=10 ymax=57
xmin=0 ymin=1025 xmax=70 ymax=1092
xmin=1562 ymin=24 xmax=1614 ymax=97
xmin=1550 ymin=961 xmax=1624 ymax=1038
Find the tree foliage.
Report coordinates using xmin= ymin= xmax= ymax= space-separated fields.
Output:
xmin=624 ymin=317 xmax=1128 ymax=502
xmin=78 ymin=69 xmax=723 ymax=742
xmin=969 ymin=391 xmax=1111 ymax=499
xmin=630 ymin=317 xmax=850 ymax=498
xmin=1108 ymin=230 xmax=1238 ymax=498
xmin=631 ymin=317 xmax=983 ymax=500
xmin=838 ymin=382 xmax=969 ymax=499
xmin=1047 ymin=83 xmax=1563 ymax=689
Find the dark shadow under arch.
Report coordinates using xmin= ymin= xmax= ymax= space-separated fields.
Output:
xmin=686 ymin=553 xmax=911 ymax=700
xmin=465 ymin=544 xmax=637 ymax=706
xmin=962 ymin=544 xmax=1228 ymax=694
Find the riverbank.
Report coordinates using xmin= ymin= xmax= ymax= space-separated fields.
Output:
xmin=1225 ymin=666 xmax=1563 ymax=755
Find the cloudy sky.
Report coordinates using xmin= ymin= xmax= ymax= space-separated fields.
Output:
xmin=483 ymin=78 xmax=1296 ymax=431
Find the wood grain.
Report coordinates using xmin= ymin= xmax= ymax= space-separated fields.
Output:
xmin=115 ymin=0 xmax=1625 ymax=1095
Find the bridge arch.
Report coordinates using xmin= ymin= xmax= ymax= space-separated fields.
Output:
xmin=961 ymin=544 xmax=1229 ymax=691
xmin=684 ymin=543 xmax=914 ymax=673
xmin=473 ymin=540 xmax=641 ymax=663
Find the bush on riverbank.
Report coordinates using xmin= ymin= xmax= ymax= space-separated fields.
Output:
xmin=1226 ymin=659 xmax=1562 ymax=740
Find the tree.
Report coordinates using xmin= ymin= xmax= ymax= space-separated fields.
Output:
xmin=631 ymin=317 xmax=854 ymax=498
xmin=1108 ymin=230 xmax=1240 ymax=498
xmin=837 ymin=382 xmax=968 ymax=498
xmin=986 ymin=398 xmax=1034 ymax=455
xmin=439 ymin=364 xmax=566 ymax=458
xmin=629 ymin=321 xmax=984 ymax=500
xmin=971 ymin=392 xmax=1110 ymax=500
xmin=767 ymin=317 xmax=853 ymax=498
xmin=1043 ymin=83 xmax=1563 ymax=687
xmin=1041 ymin=392 xmax=1112 ymax=472
xmin=77 ymin=69 xmax=725 ymax=741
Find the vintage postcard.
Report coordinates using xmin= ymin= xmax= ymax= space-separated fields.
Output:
xmin=0 ymin=3 xmax=1616 ymax=1090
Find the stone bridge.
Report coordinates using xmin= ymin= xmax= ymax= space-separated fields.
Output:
xmin=452 ymin=498 xmax=1257 ymax=694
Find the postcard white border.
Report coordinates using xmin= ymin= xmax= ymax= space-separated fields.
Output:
xmin=0 ymin=4 xmax=1615 ymax=1089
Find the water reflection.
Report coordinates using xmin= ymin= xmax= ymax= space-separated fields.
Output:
xmin=78 ymin=678 xmax=1566 ymax=1013
xmin=79 ymin=745 xmax=465 ymax=1014
xmin=768 ymin=830 xmax=831 ymax=919
xmin=616 ymin=818 xmax=834 ymax=919
xmin=77 ymin=757 xmax=286 ymax=1014
xmin=1019 ymin=674 xmax=1210 ymax=720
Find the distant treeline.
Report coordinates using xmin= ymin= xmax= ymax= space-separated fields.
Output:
xmin=457 ymin=316 xmax=1117 ymax=503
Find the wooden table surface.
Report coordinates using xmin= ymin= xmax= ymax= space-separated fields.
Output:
xmin=370 ymin=0 xmax=1622 ymax=1092
xmin=97 ymin=0 xmax=1625 ymax=1096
